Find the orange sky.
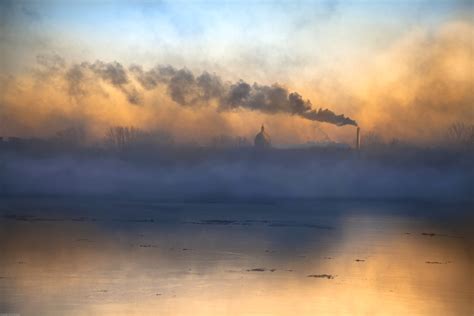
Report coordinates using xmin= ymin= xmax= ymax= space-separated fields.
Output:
xmin=0 ymin=2 xmax=472 ymax=145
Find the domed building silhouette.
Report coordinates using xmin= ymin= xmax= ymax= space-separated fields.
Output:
xmin=254 ymin=125 xmax=271 ymax=148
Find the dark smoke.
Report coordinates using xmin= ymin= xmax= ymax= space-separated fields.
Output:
xmin=129 ymin=65 xmax=225 ymax=107
xmin=130 ymin=64 xmax=357 ymax=126
xmin=65 ymin=64 xmax=86 ymax=97
xmin=36 ymin=56 xmax=356 ymax=125
xmin=300 ymin=108 xmax=358 ymax=126
xmin=36 ymin=54 xmax=66 ymax=73
xmin=64 ymin=60 xmax=143 ymax=105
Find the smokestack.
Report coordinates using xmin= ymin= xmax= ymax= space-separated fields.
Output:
xmin=356 ymin=127 xmax=360 ymax=150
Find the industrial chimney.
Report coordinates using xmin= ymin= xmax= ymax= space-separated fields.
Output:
xmin=356 ymin=127 xmax=360 ymax=150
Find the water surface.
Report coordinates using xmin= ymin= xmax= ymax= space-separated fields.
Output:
xmin=0 ymin=198 xmax=472 ymax=315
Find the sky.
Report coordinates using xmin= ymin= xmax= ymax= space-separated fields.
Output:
xmin=0 ymin=0 xmax=472 ymax=144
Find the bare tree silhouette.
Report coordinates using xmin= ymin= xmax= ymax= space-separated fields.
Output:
xmin=105 ymin=126 xmax=150 ymax=150
xmin=446 ymin=122 xmax=474 ymax=147
xmin=362 ymin=131 xmax=384 ymax=149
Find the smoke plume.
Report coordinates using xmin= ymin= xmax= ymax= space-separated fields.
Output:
xmin=64 ymin=60 xmax=143 ymax=105
xmin=129 ymin=65 xmax=357 ymax=126
xmin=33 ymin=58 xmax=357 ymax=127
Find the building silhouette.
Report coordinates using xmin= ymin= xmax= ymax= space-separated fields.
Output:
xmin=254 ymin=125 xmax=271 ymax=148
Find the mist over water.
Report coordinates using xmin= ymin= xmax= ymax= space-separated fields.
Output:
xmin=0 ymin=145 xmax=472 ymax=201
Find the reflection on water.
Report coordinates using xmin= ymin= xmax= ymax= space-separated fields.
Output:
xmin=0 ymin=198 xmax=472 ymax=315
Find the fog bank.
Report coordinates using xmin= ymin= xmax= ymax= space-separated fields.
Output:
xmin=1 ymin=147 xmax=472 ymax=201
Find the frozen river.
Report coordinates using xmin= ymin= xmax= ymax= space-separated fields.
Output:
xmin=0 ymin=197 xmax=472 ymax=315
